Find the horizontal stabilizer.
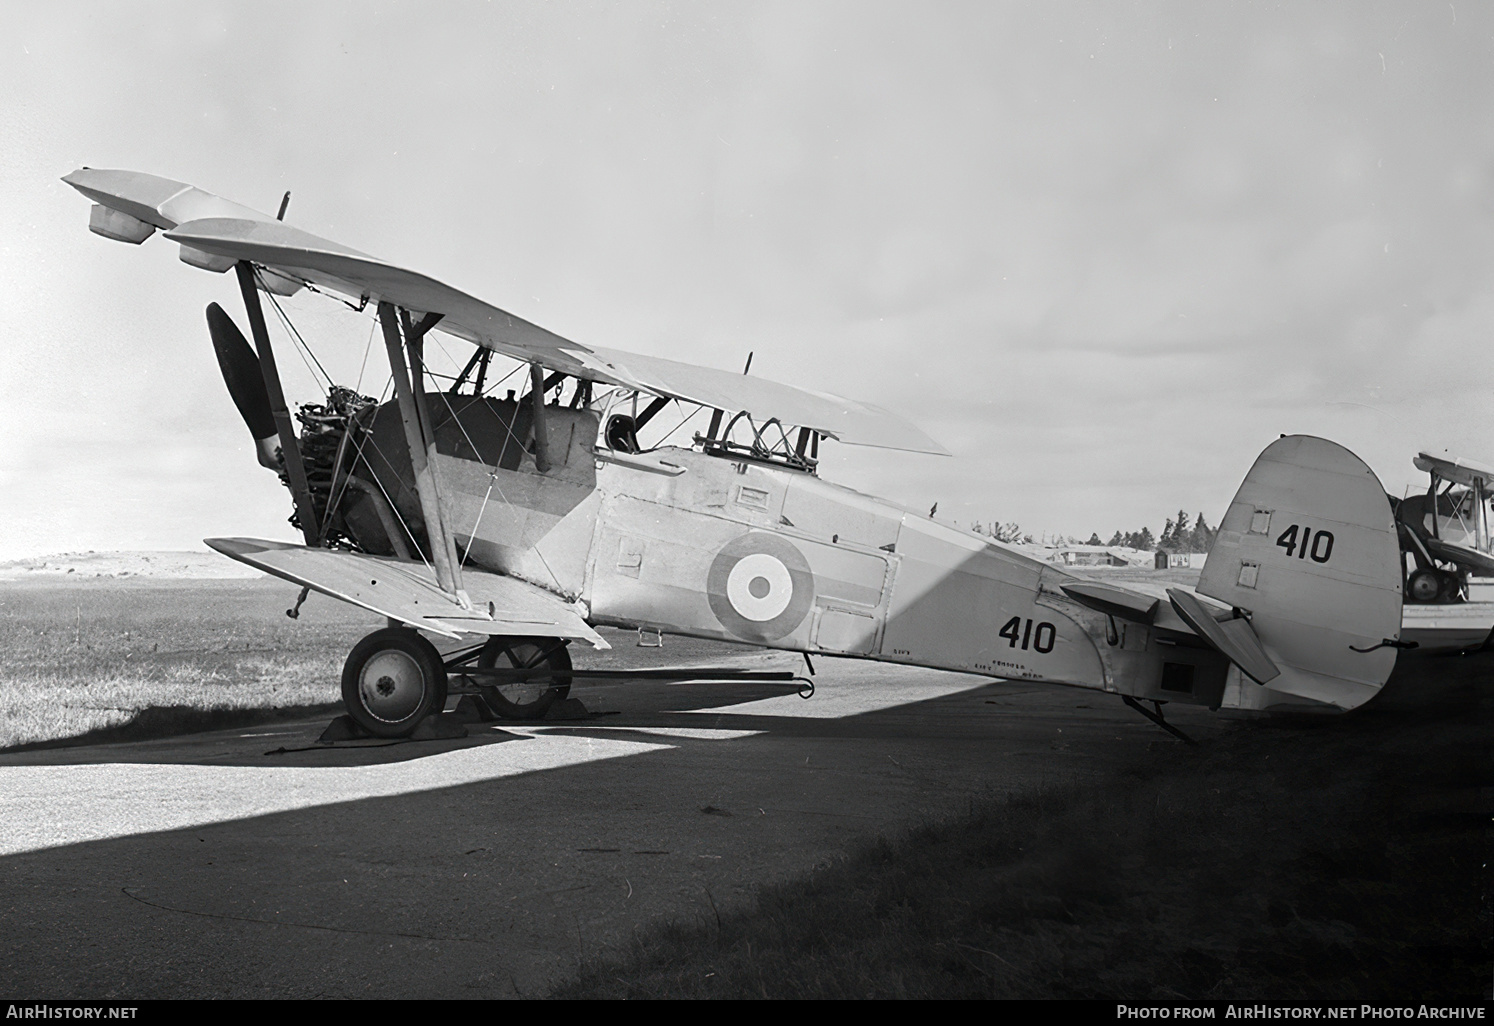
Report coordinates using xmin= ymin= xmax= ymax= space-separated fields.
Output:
xmin=1058 ymin=581 xmax=1160 ymax=622
xmin=1166 ymin=587 xmax=1280 ymax=685
xmin=205 ymin=537 xmax=608 ymax=648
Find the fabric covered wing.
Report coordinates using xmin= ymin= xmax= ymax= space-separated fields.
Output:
xmin=1412 ymin=451 xmax=1494 ymax=489
xmin=60 ymin=168 xmax=945 ymax=455
xmin=205 ymin=537 xmax=608 ymax=648
xmin=165 ymin=217 xmax=591 ymax=367
xmin=582 ymin=347 xmax=947 ymax=453
xmin=163 ymin=216 xmax=946 ymax=454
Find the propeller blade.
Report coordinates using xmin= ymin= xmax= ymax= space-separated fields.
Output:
xmin=206 ymin=302 xmax=279 ymax=467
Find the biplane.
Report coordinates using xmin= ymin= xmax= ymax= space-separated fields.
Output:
xmin=65 ymin=168 xmax=1409 ymax=735
xmin=1394 ymin=452 xmax=1494 ymax=653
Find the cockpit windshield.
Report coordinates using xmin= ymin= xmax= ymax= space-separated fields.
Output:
xmin=592 ymin=386 xmax=819 ymax=473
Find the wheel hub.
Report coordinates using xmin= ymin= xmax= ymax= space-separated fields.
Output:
xmin=495 ymin=644 xmax=552 ymax=704
xmin=359 ymin=649 xmax=425 ymax=722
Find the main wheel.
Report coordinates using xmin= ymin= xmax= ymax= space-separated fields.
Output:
xmin=1407 ymin=569 xmax=1441 ymax=603
xmin=477 ymin=636 xmax=572 ymax=720
xmin=341 ymin=627 xmax=448 ymax=737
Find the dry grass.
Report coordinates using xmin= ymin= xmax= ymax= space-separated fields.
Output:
xmin=554 ymin=656 xmax=1492 ymax=1000
xmin=0 ymin=579 xmax=372 ymax=749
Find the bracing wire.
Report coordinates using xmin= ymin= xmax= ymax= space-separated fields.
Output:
xmin=649 ymin=402 xmax=705 ymax=450
xmin=354 ymin=314 xmax=377 ymax=394
xmin=421 ymin=340 xmax=569 ymax=594
xmin=257 ymin=269 xmax=334 ymax=392
xmin=318 ymin=376 xmax=392 ymax=546
xmin=302 ymin=280 xmax=369 ymax=314
xmin=343 ymin=383 xmax=437 ymax=579
xmin=271 ymin=304 xmax=329 ymax=396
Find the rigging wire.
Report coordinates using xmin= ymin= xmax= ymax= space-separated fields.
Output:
xmin=354 ymin=314 xmax=377 ymax=394
xmin=422 ymin=339 xmax=570 ymax=594
xmin=257 ymin=269 xmax=334 ymax=394
xmin=479 ymin=360 xmax=526 ymax=398
xmin=649 ymin=401 xmax=705 ymax=450
xmin=302 ymin=280 xmax=370 ymax=314
xmin=318 ymin=376 xmax=393 ymax=547
xmin=340 ymin=381 xmax=436 ymax=579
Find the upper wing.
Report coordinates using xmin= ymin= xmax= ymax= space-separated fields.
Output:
xmin=65 ymin=168 xmax=948 ymax=456
xmin=1413 ymin=451 xmax=1494 ymax=489
xmin=206 ymin=537 xmax=609 ymax=648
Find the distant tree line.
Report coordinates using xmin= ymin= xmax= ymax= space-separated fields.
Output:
xmin=971 ymin=510 xmax=1216 ymax=553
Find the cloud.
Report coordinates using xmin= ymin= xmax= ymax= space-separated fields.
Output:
xmin=2 ymin=1 xmax=1492 ymax=554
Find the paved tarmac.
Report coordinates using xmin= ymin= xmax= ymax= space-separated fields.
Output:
xmin=0 ymin=654 xmax=1229 ymax=999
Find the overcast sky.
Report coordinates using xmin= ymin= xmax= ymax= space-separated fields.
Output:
xmin=2 ymin=1 xmax=1491 ymax=558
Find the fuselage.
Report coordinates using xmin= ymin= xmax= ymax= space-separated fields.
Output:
xmin=350 ymin=394 xmax=1232 ymax=709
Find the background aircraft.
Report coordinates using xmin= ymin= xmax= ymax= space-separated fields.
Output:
xmin=67 ymin=168 xmax=1408 ymax=737
xmin=1394 ymin=451 xmax=1494 ymax=653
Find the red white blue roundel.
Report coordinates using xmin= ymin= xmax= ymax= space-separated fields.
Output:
xmin=707 ymin=533 xmax=815 ymax=642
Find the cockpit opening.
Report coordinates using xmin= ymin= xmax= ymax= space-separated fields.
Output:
xmin=446 ymin=351 xmax=823 ymax=474
xmin=605 ymin=414 xmax=640 ymax=453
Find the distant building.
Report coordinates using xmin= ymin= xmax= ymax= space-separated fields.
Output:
xmin=1154 ymin=551 xmax=1208 ymax=569
xmin=1049 ymin=546 xmax=1130 ymax=567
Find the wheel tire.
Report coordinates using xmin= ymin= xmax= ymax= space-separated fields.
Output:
xmin=477 ymin=636 xmax=572 ymax=720
xmin=1438 ymin=571 xmax=1465 ymax=604
xmin=1407 ymin=569 xmax=1441 ymax=603
xmin=341 ymin=627 xmax=448 ymax=738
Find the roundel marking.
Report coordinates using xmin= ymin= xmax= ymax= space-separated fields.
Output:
xmin=707 ymin=533 xmax=815 ymax=642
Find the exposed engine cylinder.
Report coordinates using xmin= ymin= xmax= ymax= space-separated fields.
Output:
xmin=290 ymin=386 xmax=382 ymax=550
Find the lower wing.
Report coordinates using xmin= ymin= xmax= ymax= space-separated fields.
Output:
xmin=205 ymin=537 xmax=608 ymax=648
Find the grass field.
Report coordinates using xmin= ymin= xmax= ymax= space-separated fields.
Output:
xmin=4 ymin=574 xmax=1487 ymax=999
xmin=554 ymin=655 xmax=1492 ymax=1000
xmin=0 ymin=579 xmax=372 ymax=749
xmin=0 ymin=577 xmax=772 ymax=750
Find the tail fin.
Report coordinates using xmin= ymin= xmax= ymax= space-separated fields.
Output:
xmin=1198 ymin=435 xmax=1403 ymax=711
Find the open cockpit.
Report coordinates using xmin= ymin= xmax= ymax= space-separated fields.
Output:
xmin=442 ymin=342 xmax=823 ymax=474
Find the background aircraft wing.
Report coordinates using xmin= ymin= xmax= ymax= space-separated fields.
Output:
xmin=1423 ymin=536 xmax=1494 ymax=575
xmin=1413 ymin=451 xmax=1494 ymax=488
xmin=63 ymin=168 xmax=947 ymax=456
xmin=205 ymin=537 xmax=608 ymax=648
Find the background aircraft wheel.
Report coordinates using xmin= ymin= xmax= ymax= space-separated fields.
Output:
xmin=1437 ymin=571 xmax=1465 ymax=603
xmin=477 ymin=636 xmax=572 ymax=720
xmin=1406 ymin=569 xmax=1441 ymax=604
xmin=341 ymin=627 xmax=448 ymax=737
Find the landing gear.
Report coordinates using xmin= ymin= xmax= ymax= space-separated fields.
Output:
xmin=476 ymin=636 xmax=572 ymax=720
xmin=1406 ymin=568 xmax=1465 ymax=604
xmin=341 ymin=627 xmax=448 ymax=737
xmin=1438 ymin=571 xmax=1465 ymax=603
xmin=1407 ymin=569 xmax=1441 ymax=603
